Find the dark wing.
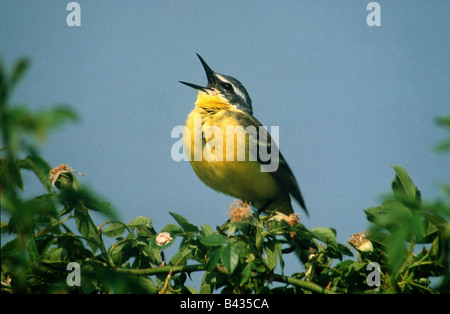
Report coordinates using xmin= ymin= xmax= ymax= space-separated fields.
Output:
xmin=228 ymin=110 xmax=308 ymax=216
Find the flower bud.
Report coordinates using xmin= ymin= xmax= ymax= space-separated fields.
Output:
xmin=156 ymin=232 xmax=172 ymax=246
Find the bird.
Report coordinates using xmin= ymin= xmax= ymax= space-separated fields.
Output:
xmin=180 ymin=54 xmax=308 ymax=217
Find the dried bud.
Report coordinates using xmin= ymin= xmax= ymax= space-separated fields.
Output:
xmin=48 ymin=163 xmax=83 ymax=189
xmin=269 ymin=212 xmax=301 ymax=226
xmin=228 ymin=200 xmax=251 ymax=223
xmin=286 ymin=213 xmax=301 ymax=227
xmin=348 ymin=231 xmax=373 ymax=252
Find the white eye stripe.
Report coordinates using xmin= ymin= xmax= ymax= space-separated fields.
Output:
xmin=215 ymin=74 xmax=231 ymax=86
xmin=232 ymin=86 xmax=248 ymax=104
xmin=216 ymin=74 xmax=248 ymax=104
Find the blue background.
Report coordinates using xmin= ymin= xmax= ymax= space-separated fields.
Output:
xmin=1 ymin=1 xmax=449 ymax=288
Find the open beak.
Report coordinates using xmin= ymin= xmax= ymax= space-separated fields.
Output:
xmin=179 ymin=53 xmax=216 ymax=92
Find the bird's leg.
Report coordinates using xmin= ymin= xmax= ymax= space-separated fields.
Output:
xmin=257 ymin=199 xmax=275 ymax=216
xmin=217 ymin=219 xmax=230 ymax=235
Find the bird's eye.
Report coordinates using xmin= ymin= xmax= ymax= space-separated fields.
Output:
xmin=222 ymin=83 xmax=233 ymax=91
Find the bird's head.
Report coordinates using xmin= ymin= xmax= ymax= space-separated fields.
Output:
xmin=180 ymin=54 xmax=253 ymax=115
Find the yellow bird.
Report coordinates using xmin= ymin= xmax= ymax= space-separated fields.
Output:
xmin=180 ymin=54 xmax=307 ymax=216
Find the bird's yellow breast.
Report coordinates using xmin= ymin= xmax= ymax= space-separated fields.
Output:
xmin=183 ymin=92 xmax=282 ymax=205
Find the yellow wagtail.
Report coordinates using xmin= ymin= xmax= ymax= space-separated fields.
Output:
xmin=180 ymin=54 xmax=308 ymax=216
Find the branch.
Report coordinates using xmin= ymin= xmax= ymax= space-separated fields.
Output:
xmin=271 ymin=274 xmax=338 ymax=294
xmin=114 ymin=264 xmax=206 ymax=276
xmin=115 ymin=264 xmax=338 ymax=294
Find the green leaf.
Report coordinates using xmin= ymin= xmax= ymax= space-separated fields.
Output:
xmin=200 ymin=233 xmax=229 ymax=246
xmin=59 ymin=187 xmax=117 ymax=219
xmin=201 ymin=224 xmax=214 ymax=236
xmin=10 ymin=58 xmax=29 ymax=91
xmin=169 ymin=212 xmax=199 ymax=234
xmin=103 ymin=222 xmax=127 ymax=238
xmin=206 ymin=246 xmax=225 ymax=272
xmin=221 ymin=244 xmax=239 ymax=274
xmin=1 ymin=239 xmax=23 ymax=257
xmin=311 ymin=227 xmax=338 ymax=248
xmin=37 ymin=105 xmax=78 ymax=130
xmin=74 ymin=208 xmax=102 ymax=253
xmin=109 ymin=238 xmax=136 ymax=266
xmin=364 ymin=206 xmax=383 ymax=223
xmin=128 ymin=216 xmax=152 ymax=228
xmin=434 ymin=140 xmax=450 ymax=153
xmin=391 ymin=165 xmax=421 ymax=202
xmin=239 ymin=263 xmax=252 ymax=287
xmin=200 ymin=272 xmax=214 ymax=294
xmin=264 ymin=240 xmax=278 ymax=270
xmin=255 ymin=230 xmax=265 ymax=252
xmin=435 ymin=115 xmax=450 ymax=131
xmin=161 ymin=223 xmax=183 ymax=235
xmin=169 ymin=245 xmax=191 ymax=266
xmin=128 ymin=216 xmax=154 ymax=237
xmin=25 ymin=194 xmax=58 ymax=217
xmin=387 ymin=229 xmax=409 ymax=275
xmin=275 ymin=241 xmax=285 ymax=271
xmin=134 ymin=276 xmax=156 ymax=294
xmin=19 ymin=156 xmax=52 ymax=192
xmin=434 ymin=115 xmax=450 ymax=153
xmin=7 ymin=104 xmax=77 ymax=144
xmin=0 ymin=220 xmax=8 ymax=233
xmin=373 ymin=200 xmax=412 ymax=229
xmin=26 ymin=232 xmax=39 ymax=262
xmin=40 ymin=247 xmax=67 ymax=263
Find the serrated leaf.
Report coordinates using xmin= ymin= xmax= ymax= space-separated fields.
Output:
xmin=206 ymin=246 xmax=225 ymax=272
xmin=41 ymin=247 xmax=67 ymax=263
xmin=201 ymin=224 xmax=214 ymax=236
xmin=391 ymin=165 xmax=421 ymax=202
xmin=135 ymin=276 xmax=156 ymax=294
xmin=161 ymin=223 xmax=182 ymax=235
xmin=74 ymin=208 xmax=101 ymax=253
xmin=200 ymin=234 xmax=229 ymax=246
xmin=221 ymin=244 xmax=239 ymax=274
xmin=275 ymin=242 xmax=285 ymax=271
xmin=128 ymin=216 xmax=154 ymax=237
xmin=239 ymin=263 xmax=252 ymax=287
xmin=311 ymin=227 xmax=338 ymax=248
xmin=364 ymin=206 xmax=382 ymax=223
xmin=103 ymin=222 xmax=126 ymax=238
xmin=109 ymin=241 xmax=130 ymax=265
xmin=19 ymin=156 xmax=52 ymax=192
xmin=264 ymin=240 xmax=278 ymax=270
xmin=375 ymin=200 xmax=413 ymax=229
xmin=27 ymin=232 xmax=39 ymax=262
xmin=200 ymin=272 xmax=214 ymax=294
xmin=169 ymin=245 xmax=192 ymax=266
xmin=128 ymin=216 xmax=152 ymax=228
xmin=169 ymin=212 xmax=199 ymax=234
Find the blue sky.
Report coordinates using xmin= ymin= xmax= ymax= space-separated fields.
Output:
xmin=1 ymin=1 xmax=449 ymax=285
